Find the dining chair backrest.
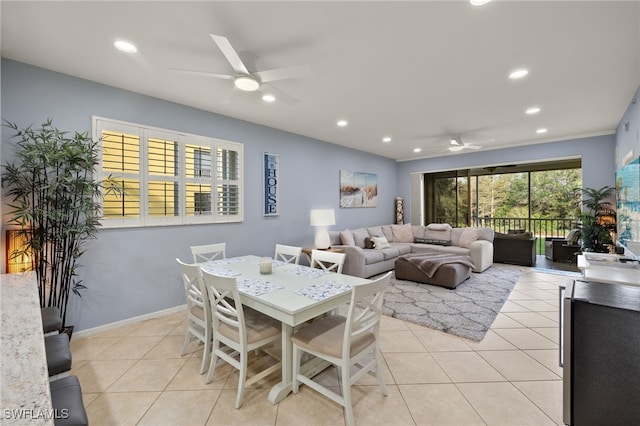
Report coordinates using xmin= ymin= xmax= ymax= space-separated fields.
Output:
xmin=191 ymin=242 xmax=226 ymax=263
xmin=177 ymin=258 xmax=207 ymax=311
xmin=310 ymin=249 xmax=346 ymax=274
xmin=176 ymin=257 xmax=213 ymax=374
xmin=342 ymin=271 xmax=391 ymax=358
xmin=201 ymin=270 xmax=246 ymax=346
xmin=200 ymin=268 xmax=282 ymax=409
xmin=290 ymin=271 xmax=392 ymax=425
xmin=274 ymin=244 xmax=302 ymax=264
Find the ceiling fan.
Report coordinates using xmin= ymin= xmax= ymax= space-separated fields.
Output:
xmin=429 ymin=134 xmax=494 ymax=153
xmin=170 ymin=34 xmax=311 ymax=105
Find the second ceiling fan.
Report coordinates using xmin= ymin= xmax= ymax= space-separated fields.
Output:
xmin=171 ymin=34 xmax=310 ymax=105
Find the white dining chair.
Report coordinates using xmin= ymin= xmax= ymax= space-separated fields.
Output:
xmin=191 ymin=242 xmax=226 ymax=263
xmin=291 ymin=271 xmax=392 ymax=426
xmin=310 ymin=249 xmax=346 ymax=274
xmin=176 ymin=258 xmax=212 ymax=375
xmin=201 ymin=269 xmax=282 ymax=409
xmin=274 ymin=244 xmax=302 ymax=264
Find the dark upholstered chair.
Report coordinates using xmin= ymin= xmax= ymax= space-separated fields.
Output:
xmin=41 ymin=306 xmax=62 ymax=335
xmin=45 ymin=333 xmax=72 ymax=380
xmin=545 ymin=237 xmax=580 ymax=263
xmin=493 ymin=232 xmax=537 ymax=266
xmin=50 ymin=375 xmax=88 ymax=426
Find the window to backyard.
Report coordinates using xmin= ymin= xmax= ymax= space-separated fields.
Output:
xmin=424 ymin=160 xmax=582 ymax=238
xmin=94 ymin=117 xmax=243 ymax=227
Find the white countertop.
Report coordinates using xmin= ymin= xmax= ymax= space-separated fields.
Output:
xmin=1 ymin=272 xmax=54 ymax=425
xmin=577 ymin=254 xmax=640 ymax=287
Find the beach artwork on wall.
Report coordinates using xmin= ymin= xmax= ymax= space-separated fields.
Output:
xmin=339 ymin=170 xmax=378 ymax=208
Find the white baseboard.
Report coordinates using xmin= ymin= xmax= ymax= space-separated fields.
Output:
xmin=71 ymin=304 xmax=187 ymax=340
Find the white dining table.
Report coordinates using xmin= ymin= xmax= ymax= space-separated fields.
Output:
xmin=199 ymin=255 xmax=371 ymax=404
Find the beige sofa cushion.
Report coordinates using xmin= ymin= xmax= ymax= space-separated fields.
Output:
xmin=381 ymin=225 xmax=394 ymax=242
xmin=459 ymin=228 xmax=481 ymax=248
xmin=367 ymin=226 xmax=384 ymax=238
xmin=424 ymin=228 xmax=452 ymax=242
xmin=391 ymin=224 xmax=413 ymax=242
xmin=352 ymin=228 xmax=370 ymax=248
xmin=340 ymin=229 xmax=355 ymax=246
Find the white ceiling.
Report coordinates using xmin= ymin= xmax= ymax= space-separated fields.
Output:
xmin=2 ymin=1 xmax=639 ymax=161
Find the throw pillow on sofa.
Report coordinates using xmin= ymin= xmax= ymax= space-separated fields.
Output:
xmin=426 ymin=223 xmax=452 ymax=231
xmin=391 ymin=223 xmax=413 ymax=242
xmin=371 ymin=236 xmax=391 ymax=249
xmin=458 ymin=228 xmax=481 ymax=248
xmin=340 ymin=229 xmax=355 ymax=246
xmin=364 ymin=237 xmax=375 ymax=249
xmin=352 ymin=228 xmax=370 ymax=248
xmin=424 ymin=225 xmax=452 ymax=242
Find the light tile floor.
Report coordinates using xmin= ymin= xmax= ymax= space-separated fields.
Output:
xmin=70 ymin=269 xmax=570 ymax=425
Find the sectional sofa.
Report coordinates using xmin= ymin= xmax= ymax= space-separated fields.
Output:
xmin=328 ymin=223 xmax=494 ymax=278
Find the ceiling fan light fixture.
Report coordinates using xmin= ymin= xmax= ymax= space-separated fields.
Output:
xmin=114 ymin=40 xmax=137 ymax=53
xmin=509 ymin=69 xmax=529 ymax=79
xmin=526 ymin=106 xmax=541 ymax=114
xmin=470 ymin=0 xmax=491 ymax=5
xmin=262 ymin=94 xmax=276 ymax=102
xmin=450 ymin=138 xmax=461 ymax=146
xmin=234 ymin=75 xmax=260 ymax=91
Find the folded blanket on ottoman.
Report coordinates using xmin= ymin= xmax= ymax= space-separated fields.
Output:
xmin=401 ymin=253 xmax=475 ymax=277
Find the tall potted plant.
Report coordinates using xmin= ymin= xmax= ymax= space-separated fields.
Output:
xmin=575 ymin=186 xmax=616 ymax=253
xmin=2 ymin=119 xmax=116 ymax=331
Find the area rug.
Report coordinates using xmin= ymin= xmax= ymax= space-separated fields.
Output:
xmin=382 ymin=265 xmax=522 ymax=341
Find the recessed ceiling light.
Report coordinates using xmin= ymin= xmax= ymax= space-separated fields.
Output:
xmin=234 ymin=75 xmax=260 ymax=92
xmin=382 ymin=136 xmax=392 ymax=143
xmin=526 ymin=107 xmax=541 ymax=115
xmin=413 ymin=148 xmax=422 ymax=153
xmin=337 ymin=120 xmax=348 ymax=127
xmin=114 ymin=40 xmax=137 ymax=53
xmin=262 ymin=94 xmax=276 ymax=102
xmin=470 ymin=0 xmax=491 ymax=5
xmin=536 ymin=128 xmax=548 ymax=134
xmin=509 ymin=69 xmax=529 ymax=79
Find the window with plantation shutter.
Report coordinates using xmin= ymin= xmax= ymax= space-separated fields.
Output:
xmin=94 ymin=117 xmax=243 ymax=227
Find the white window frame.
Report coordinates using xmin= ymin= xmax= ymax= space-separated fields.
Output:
xmin=93 ymin=116 xmax=244 ymax=228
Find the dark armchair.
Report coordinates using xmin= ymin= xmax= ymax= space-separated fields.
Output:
xmin=545 ymin=238 xmax=580 ymax=263
xmin=493 ymin=231 xmax=537 ymax=266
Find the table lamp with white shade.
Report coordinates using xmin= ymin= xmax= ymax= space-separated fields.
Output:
xmin=310 ymin=209 xmax=335 ymax=249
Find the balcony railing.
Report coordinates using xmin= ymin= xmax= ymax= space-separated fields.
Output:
xmin=471 ymin=217 xmax=578 ymax=239
xmin=436 ymin=217 xmax=580 ymax=255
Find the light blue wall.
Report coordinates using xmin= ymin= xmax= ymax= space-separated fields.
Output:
xmin=1 ymin=59 xmax=397 ymax=330
xmin=1 ymin=59 xmax=631 ymax=331
xmin=615 ymin=86 xmax=640 ymax=169
xmin=396 ymin=135 xmax=617 ymax=224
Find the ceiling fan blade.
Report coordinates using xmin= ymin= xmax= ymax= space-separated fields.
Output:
xmin=169 ymin=68 xmax=234 ymax=80
xmin=221 ymin=86 xmax=237 ymax=104
xmin=464 ymin=144 xmax=483 ymax=150
xmin=261 ymin=84 xmax=298 ymax=105
xmin=254 ymin=64 xmax=311 ymax=83
xmin=464 ymin=136 xmax=495 ymax=145
xmin=210 ymin=34 xmax=250 ymax=75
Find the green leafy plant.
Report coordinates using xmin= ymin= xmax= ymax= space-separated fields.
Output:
xmin=575 ymin=186 xmax=616 ymax=253
xmin=1 ymin=119 xmax=118 ymax=328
